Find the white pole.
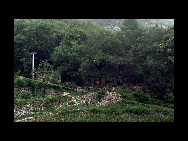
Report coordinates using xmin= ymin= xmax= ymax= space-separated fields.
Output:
xmin=32 ymin=53 xmax=34 ymax=80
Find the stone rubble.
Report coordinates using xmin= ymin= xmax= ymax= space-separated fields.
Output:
xmin=74 ymin=87 xmax=87 ymax=92
xmin=45 ymin=88 xmax=58 ymax=97
xmin=61 ymin=92 xmax=71 ymax=97
xmin=96 ymin=91 xmax=122 ymax=106
xmin=45 ymin=88 xmax=72 ymax=97
xmin=14 ymin=87 xmax=123 ymax=120
xmin=14 ymin=102 xmax=46 ymax=117
xmin=73 ymin=86 xmax=109 ymax=93
xmin=71 ymin=91 xmax=122 ymax=106
xmin=16 ymin=112 xmax=54 ymax=122
xmin=14 ymin=91 xmax=71 ymax=117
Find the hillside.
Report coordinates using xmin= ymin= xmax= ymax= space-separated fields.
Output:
xmin=14 ymin=76 xmax=174 ymax=122
xmin=81 ymin=19 xmax=174 ymax=31
xmin=14 ymin=19 xmax=174 ymax=122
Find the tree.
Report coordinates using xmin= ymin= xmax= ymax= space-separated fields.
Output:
xmin=79 ymin=27 xmax=121 ymax=80
xmin=14 ymin=19 xmax=66 ymax=77
xmin=14 ymin=19 xmax=174 ymax=93
xmin=35 ymin=60 xmax=60 ymax=84
xmin=121 ymin=19 xmax=139 ymax=31
xmin=131 ymin=26 xmax=165 ymax=86
xmin=155 ymin=26 xmax=174 ymax=92
xmin=51 ymin=24 xmax=87 ymax=81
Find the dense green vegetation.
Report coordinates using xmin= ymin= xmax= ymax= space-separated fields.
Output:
xmin=14 ymin=19 xmax=174 ymax=122
xmin=29 ymin=103 xmax=174 ymax=122
xmin=14 ymin=19 xmax=174 ymax=93
xmin=14 ymin=76 xmax=174 ymax=122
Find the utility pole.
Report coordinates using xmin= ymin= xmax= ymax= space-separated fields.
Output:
xmin=32 ymin=52 xmax=37 ymax=80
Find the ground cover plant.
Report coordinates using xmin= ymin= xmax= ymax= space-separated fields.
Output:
xmin=14 ymin=78 xmax=174 ymax=122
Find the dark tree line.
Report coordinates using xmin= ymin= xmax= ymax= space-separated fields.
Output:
xmin=14 ymin=19 xmax=174 ymax=93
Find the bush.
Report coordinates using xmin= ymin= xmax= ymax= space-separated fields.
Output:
xmin=116 ymin=86 xmax=133 ymax=100
xmin=14 ymin=77 xmax=35 ymax=89
xmin=34 ymin=81 xmax=45 ymax=90
xmin=128 ymin=86 xmax=134 ymax=91
xmin=62 ymin=82 xmax=75 ymax=89
xmin=33 ymin=81 xmax=46 ymax=97
xmin=14 ymin=88 xmax=21 ymax=98
xmin=152 ymin=98 xmax=163 ymax=105
xmin=14 ymin=77 xmax=25 ymax=87
xmin=45 ymin=95 xmax=61 ymax=108
xmin=14 ymin=98 xmax=27 ymax=105
xmin=133 ymin=89 xmax=152 ymax=104
xmin=20 ymin=91 xmax=32 ymax=99
xmin=164 ymin=89 xmax=174 ymax=104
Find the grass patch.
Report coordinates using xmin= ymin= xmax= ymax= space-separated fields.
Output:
xmin=14 ymin=81 xmax=174 ymax=122
xmin=28 ymin=101 xmax=174 ymax=122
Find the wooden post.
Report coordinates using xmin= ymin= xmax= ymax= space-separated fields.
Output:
xmin=32 ymin=53 xmax=37 ymax=80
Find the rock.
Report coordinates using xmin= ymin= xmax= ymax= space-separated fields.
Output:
xmin=14 ymin=102 xmax=46 ymax=117
xmin=70 ymin=91 xmax=122 ymax=106
xmin=61 ymin=92 xmax=70 ymax=96
xmin=74 ymin=86 xmax=87 ymax=92
xmin=45 ymin=88 xmax=58 ymax=97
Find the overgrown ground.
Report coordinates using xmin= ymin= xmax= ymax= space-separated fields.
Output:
xmin=14 ymin=76 xmax=174 ymax=122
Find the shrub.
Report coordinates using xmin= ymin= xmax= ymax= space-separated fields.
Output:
xmin=34 ymin=81 xmax=46 ymax=97
xmin=164 ymin=89 xmax=174 ymax=104
xmin=14 ymin=76 xmax=35 ymax=88
xmin=62 ymin=82 xmax=75 ymax=89
xmin=14 ymin=77 xmax=25 ymax=87
xmin=152 ymin=98 xmax=163 ymax=105
xmin=45 ymin=95 xmax=61 ymax=108
xmin=14 ymin=98 xmax=27 ymax=105
xmin=14 ymin=88 xmax=21 ymax=98
xmin=20 ymin=90 xmax=32 ymax=99
xmin=133 ymin=89 xmax=152 ymax=104
xmin=128 ymin=86 xmax=134 ymax=91
xmin=34 ymin=81 xmax=45 ymax=90
xmin=119 ymin=91 xmax=132 ymax=100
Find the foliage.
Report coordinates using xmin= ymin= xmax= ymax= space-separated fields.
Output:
xmin=96 ymin=90 xmax=106 ymax=100
xmin=164 ymin=89 xmax=174 ymax=104
xmin=133 ymin=89 xmax=152 ymax=104
xmin=121 ymin=19 xmax=139 ymax=31
xmin=27 ymin=101 xmax=174 ymax=122
xmin=14 ymin=82 xmax=174 ymax=122
xmin=14 ymin=77 xmax=26 ymax=88
xmin=14 ymin=75 xmax=67 ymax=99
xmin=36 ymin=60 xmax=60 ymax=84
xmin=14 ymin=88 xmax=21 ymax=98
xmin=62 ymin=82 xmax=76 ymax=89
xmin=44 ymin=94 xmax=61 ymax=108
xmin=116 ymin=86 xmax=133 ymax=100
xmin=14 ymin=19 xmax=60 ymax=77
xmin=14 ymin=98 xmax=27 ymax=105
xmin=20 ymin=91 xmax=32 ymax=99
xmin=14 ymin=19 xmax=174 ymax=94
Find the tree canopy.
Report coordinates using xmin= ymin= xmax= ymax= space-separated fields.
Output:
xmin=14 ymin=19 xmax=174 ymax=93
